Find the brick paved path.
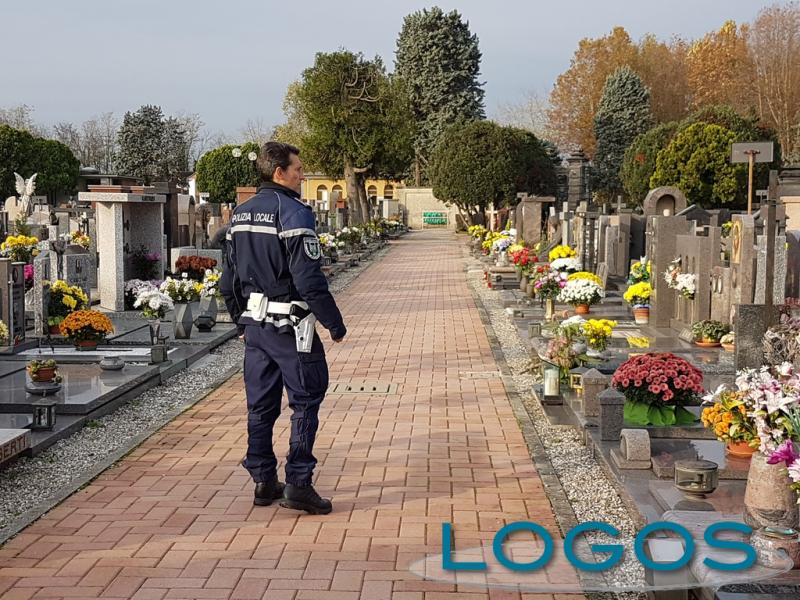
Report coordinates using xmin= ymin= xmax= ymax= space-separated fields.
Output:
xmin=0 ymin=231 xmax=577 ymax=599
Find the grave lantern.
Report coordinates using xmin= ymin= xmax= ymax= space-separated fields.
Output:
xmin=194 ymin=314 xmax=215 ymax=332
xmin=569 ymin=366 xmax=588 ymax=395
xmin=31 ymin=398 xmax=57 ymax=430
xmin=541 ymin=359 xmax=561 ymax=402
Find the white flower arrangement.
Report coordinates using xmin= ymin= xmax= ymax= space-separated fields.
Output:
xmin=159 ymin=276 xmax=200 ymax=303
xmin=492 ymin=236 xmax=512 ymax=252
xmin=557 ymin=278 xmax=604 ymax=306
xmin=550 ymin=257 xmax=582 ymax=273
xmin=664 ymin=259 xmax=696 ymax=299
xmin=134 ymin=289 xmax=174 ymax=320
xmin=200 ymin=269 xmax=221 ymax=299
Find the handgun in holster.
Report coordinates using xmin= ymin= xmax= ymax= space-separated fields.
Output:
xmin=289 ymin=303 xmax=316 ymax=353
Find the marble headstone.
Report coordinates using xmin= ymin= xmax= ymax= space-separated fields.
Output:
xmin=10 ymin=262 xmax=25 ymax=341
xmin=33 ymin=252 xmax=52 ymax=337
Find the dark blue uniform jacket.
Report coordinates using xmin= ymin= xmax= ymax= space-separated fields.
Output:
xmin=220 ymin=182 xmax=346 ymax=340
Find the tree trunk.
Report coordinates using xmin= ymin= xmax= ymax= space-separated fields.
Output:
xmin=357 ymin=177 xmax=371 ymax=223
xmin=414 ymin=155 xmax=421 ymax=187
xmin=344 ymin=160 xmax=363 ymax=225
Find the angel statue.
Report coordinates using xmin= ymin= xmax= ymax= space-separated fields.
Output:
xmin=14 ymin=172 xmax=38 ymax=217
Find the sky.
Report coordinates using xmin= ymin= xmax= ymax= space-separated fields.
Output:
xmin=1 ymin=0 xmax=782 ymax=138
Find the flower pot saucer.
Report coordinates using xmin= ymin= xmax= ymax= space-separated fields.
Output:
xmin=25 ymin=381 xmax=62 ymax=397
xmin=694 ymin=341 xmax=721 ymax=348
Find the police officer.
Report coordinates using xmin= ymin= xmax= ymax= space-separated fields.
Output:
xmin=221 ymin=141 xmax=346 ymax=515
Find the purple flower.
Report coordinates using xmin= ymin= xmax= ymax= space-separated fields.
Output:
xmin=767 ymin=440 xmax=799 ymax=465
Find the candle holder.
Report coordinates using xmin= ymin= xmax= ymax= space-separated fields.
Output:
xmin=674 ymin=459 xmax=719 ymax=498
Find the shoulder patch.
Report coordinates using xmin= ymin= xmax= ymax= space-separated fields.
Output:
xmin=303 ymin=236 xmax=321 ymax=260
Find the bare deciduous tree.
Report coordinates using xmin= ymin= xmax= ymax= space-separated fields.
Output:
xmin=494 ymin=90 xmax=552 ymax=139
xmin=748 ymin=2 xmax=800 ymax=160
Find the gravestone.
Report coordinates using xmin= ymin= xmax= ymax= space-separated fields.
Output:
xmin=735 ymin=304 xmax=780 ymax=370
xmin=33 ymin=251 xmax=52 ymax=337
xmin=596 ymin=263 xmax=609 ymax=290
xmin=647 ymin=216 xmax=694 ymax=328
xmin=670 ymin=228 xmax=721 ymax=332
xmin=63 ymin=246 xmax=91 ymax=303
xmin=516 ymin=195 xmax=554 ymax=246
xmin=786 ymin=231 xmax=800 ymax=300
xmin=10 ymin=262 xmax=25 ymax=341
xmin=709 ymin=266 xmax=734 ymax=324
xmin=0 ymin=259 xmax=11 ymax=334
xmin=729 ymin=215 xmax=757 ymax=309
xmin=603 ymin=225 xmax=618 ymax=275
xmin=566 ymin=150 xmax=591 ymax=211
xmin=755 ymin=233 xmax=787 ymax=305
xmin=643 ymin=187 xmax=688 ymax=218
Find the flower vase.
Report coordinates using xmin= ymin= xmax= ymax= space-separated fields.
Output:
xmin=545 ymin=298 xmax=555 ymax=320
xmin=743 ymin=451 xmax=799 ymax=530
xmin=199 ymin=296 xmax=218 ymax=318
xmin=575 ymin=303 xmax=590 ymax=315
xmin=519 ymin=276 xmax=528 ymax=292
xmin=173 ymin=303 xmax=193 ymax=339
xmin=148 ymin=319 xmax=162 ymax=345
xmin=633 ymin=306 xmax=650 ymax=325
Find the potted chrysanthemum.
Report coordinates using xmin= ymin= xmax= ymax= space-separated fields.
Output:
xmin=160 ymin=276 xmax=200 ymax=339
xmin=134 ymin=288 xmax=174 ymax=344
xmin=623 ymin=282 xmax=652 ymax=324
xmin=557 ymin=278 xmax=604 ymax=314
xmin=59 ymin=309 xmax=114 ymax=350
xmin=612 ymin=353 xmax=703 ymax=426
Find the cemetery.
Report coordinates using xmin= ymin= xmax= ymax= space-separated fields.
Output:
xmin=6 ymin=3 xmax=800 ymax=598
xmin=0 ymin=176 xmax=398 ymax=473
xmin=467 ymin=156 xmax=800 ymax=593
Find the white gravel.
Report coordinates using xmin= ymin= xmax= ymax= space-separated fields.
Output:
xmin=0 ymin=243 xmax=388 ymax=540
xmin=466 ymin=253 xmax=647 ymax=599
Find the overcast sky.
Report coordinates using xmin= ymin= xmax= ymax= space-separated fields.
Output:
xmin=2 ymin=0 xmax=780 ymax=138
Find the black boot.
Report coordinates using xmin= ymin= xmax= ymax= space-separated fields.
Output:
xmin=280 ymin=484 xmax=332 ymax=515
xmin=253 ymin=478 xmax=285 ymax=506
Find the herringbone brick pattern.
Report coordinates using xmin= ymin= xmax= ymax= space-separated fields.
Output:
xmin=0 ymin=231 xmax=579 ymax=599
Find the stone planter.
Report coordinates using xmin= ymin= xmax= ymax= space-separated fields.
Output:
xmin=633 ymin=307 xmax=650 ymax=325
xmin=173 ymin=303 xmax=194 ymax=339
xmin=744 ymin=451 xmax=799 ymax=530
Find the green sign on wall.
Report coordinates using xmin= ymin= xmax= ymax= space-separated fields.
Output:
xmin=423 ymin=211 xmax=448 ymax=225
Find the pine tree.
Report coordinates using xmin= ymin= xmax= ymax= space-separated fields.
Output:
xmin=395 ymin=7 xmax=485 ymax=184
xmin=593 ymin=66 xmax=652 ymax=200
xmin=116 ymin=105 xmax=188 ymax=183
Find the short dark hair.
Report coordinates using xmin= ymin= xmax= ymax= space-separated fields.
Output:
xmin=256 ymin=141 xmax=300 ymax=182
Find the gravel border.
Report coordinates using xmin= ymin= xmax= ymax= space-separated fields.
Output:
xmin=464 ymin=246 xmax=647 ymax=599
xmin=0 ymin=243 xmax=391 ymax=546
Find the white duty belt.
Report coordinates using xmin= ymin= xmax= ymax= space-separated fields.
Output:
xmin=241 ymin=293 xmax=309 ymax=322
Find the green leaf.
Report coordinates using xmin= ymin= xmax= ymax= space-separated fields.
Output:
xmin=674 ymin=405 xmax=697 ymax=425
xmin=624 ymin=401 xmax=651 ymax=426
